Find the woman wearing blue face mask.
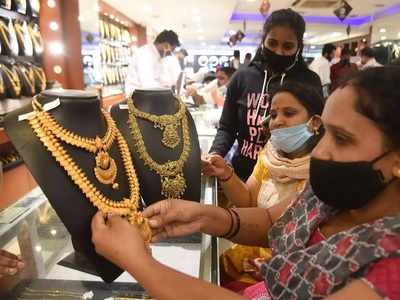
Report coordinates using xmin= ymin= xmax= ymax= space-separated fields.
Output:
xmin=203 ymin=9 xmax=322 ymax=182
xmin=92 ymin=67 xmax=400 ymax=300
xmin=216 ymin=82 xmax=323 ymax=289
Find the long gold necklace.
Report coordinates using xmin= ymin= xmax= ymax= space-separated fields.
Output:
xmin=29 ymin=99 xmax=151 ymax=241
xmin=127 ymin=98 xmax=191 ymax=199
xmin=129 ymin=97 xmax=186 ymax=149
xmin=32 ymin=97 xmax=119 ymax=189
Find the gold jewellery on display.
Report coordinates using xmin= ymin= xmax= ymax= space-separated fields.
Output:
xmin=127 ymin=97 xmax=191 ymax=199
xmin=0 ymin=64 xmax=22 ymax=97
xmin=129 ymin=97 xmax=186 ymax=149
xmin=28 ymin=98 xmax=151 ymax=242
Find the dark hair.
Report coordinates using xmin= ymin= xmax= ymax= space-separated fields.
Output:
xmin=341 ymin=47 xmax=352 ymax=57
xmin=245 ymin=53 xmax=252 ymax=60
xmin=233 ymin=50 xmax=240 ymax=58
xmin=270 ymin=81 xmax=324 ymax=116
xmin=262 ymin=9 xmax=305 ymax=44
xmin=218 ymin=67 xmax=236 ymax=78
xmin=322 ymin=44 xmax=336 ymax=57
xmin=154 ymin=30 xmax=180 ymax=47
xmin=253 ymin=9 xmax=306 ymax=65
xmin=344 ymin=67 xmax=400 ymax=148
xmin=360 ymin=47 xmax=375 ymax=58
xmin=269 ymin=81 xmax=325 ymax=153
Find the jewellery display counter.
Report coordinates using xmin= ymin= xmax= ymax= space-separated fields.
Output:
xmin=0 ymin=173 xmax=218 ymax=299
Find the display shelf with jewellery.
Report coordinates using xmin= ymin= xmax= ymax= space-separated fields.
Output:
xmin=0 ymin=175 xmax=219 ymax=298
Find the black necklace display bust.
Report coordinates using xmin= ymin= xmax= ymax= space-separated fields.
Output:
xmin=4 ymin=89 xmax=130 ymax=282
xmin=111 ymin=88 xmax=201 ymax=205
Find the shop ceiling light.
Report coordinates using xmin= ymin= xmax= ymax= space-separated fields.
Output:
xmin=380 ymin=28 xmax=386 ymax=33
xmin=381 ymin=36 xmax=387 ymax=40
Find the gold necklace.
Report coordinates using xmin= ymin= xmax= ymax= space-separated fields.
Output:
xmin=32 ymin=97 xmax=119 ymax=189
xmin=129 ymin=97 xmax=186 ymax=149
xmin=17 ymin=64 xmax=35 ymax=95
xmin=1 ymin=64 xmax=21 ymax=96
xmin=32 ymin=66 xmax=46 ymax=91
xmin=29 ymin=100 xmax=151 ymax=241
xmin=127 ymin=98 xmax=191 ymax=199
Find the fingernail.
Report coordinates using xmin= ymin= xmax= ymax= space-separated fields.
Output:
xmin=8 ymin=268 xmax=17 ymax=275
xmin=17 ymin=261 xmax=25 ymax=268
xmin=149 ymin=219 xmax=158 ymax=227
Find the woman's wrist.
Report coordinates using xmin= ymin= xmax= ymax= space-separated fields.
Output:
xmin=123 ymin=249 xmax=154 ymax=273
xmin=199 ymin=205 xmax=231 ymax=237
xmin=219 ymin=164 xmax=234 ymax=182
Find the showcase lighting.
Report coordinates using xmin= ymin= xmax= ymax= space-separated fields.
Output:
xmin=48 ymin=42 xmax=64 ymax=55
xmin=47 ymin=0 xmax=56 ymax=8
xmin=49 ymin=21 xmax=59 ymax=31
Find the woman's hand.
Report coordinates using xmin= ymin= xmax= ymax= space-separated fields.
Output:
xmin=91 ymin=212 xmax=151 ymax=270
xmin=201 ymin=153 xmax=230 ymax=179
xmin=143 ymin=199 xmax=207 ymax=242
xmin=0 ymin=250 xmax=24 ymax=278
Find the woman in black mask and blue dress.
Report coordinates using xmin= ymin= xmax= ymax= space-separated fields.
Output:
xmin=203 ymin=9 xmax=322 ymax=182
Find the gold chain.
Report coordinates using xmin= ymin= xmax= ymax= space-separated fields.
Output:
xmin=32 ymin=66 xmax=46 ymax=91
xmin=32 ymin=97 xmax=119 ymax=189
xmin=28 ymin=101 xmax=151 ymax=241
xmin=17 ymin=64 xmax=35 ymax=95
xmin=129 ymin=97 xmax=186 ymax=149
xmin=127 ymin=98 xmax=191 ymax=199
xmin=0 ymin=64 xmax=21 ymax=96
xmin=0 ymin=20 xmax=11 ymax=50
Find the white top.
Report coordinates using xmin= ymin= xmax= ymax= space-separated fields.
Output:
xmin=360 ymin=58 xmax=382 ymax=70
xmin=124 ymin=44 xmax=181 ymax=96
xmin=309 ymin=56 xmax=331 ymax=86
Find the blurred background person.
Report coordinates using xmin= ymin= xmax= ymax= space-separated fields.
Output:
xmin=243 ymin=53 xmax=252 ymax=67
xmin=125 ymin=30 xmax=181 ymax=96
xmin=309 ymin=43 xmax=336 ymax=98
xmin=230 ymin=50 xmax=241 ymax=70
xmin=330 ymin=47 xmax=358 ymax=92
xmin=186 ymin=67 xmax=236 ymax=107
xmin=359 ymin=47 xmax=382 ymax=70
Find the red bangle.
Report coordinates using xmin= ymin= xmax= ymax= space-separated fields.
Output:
xmin=219 ymin=165 xmax=234 ymax=182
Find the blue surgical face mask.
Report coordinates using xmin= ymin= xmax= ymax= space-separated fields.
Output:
xmin=270 ymin=123 xmax=313 ymax=154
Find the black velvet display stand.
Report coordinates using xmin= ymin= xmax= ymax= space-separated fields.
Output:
xmin=4 ymin=90 xmax=127 ymax=282
xmin=111 ymin=88 xmax=201 ymax=205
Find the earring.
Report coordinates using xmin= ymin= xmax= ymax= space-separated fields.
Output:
xmin=392 ymin=165 xmax=400 ymax=178
xmin=313 ymin=127 xmax=320 ymax=135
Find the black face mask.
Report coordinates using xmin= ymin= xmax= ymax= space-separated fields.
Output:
xmin=310 ymin=152 xmax=390 ymax=210
xmin=261 ymin=47 xmax=299 ymax=73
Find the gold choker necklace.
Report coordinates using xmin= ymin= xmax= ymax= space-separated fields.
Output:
xmin=127 ymin=97 xmax=191 ymax=199
xmin=29 ymin=99 xmax=151 ymax=241
xmin=129 ymin=97 xmax=186 ymax=149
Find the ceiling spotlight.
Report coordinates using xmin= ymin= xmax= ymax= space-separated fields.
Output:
xmin=381 ymin=36 xmax=387 ymax=40
xmin=379 ymin=28 xmax=386 ymax=33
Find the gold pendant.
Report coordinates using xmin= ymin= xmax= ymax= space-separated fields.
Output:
xmin=127 ymin=211 xmax=152 ymax=242
xmin=161 ymin=124 xmax=180 ymax=149
xmin=94 ymin=150 xmax=119 ymax=189
xmin=161 ymin=174 xmax=186 ymax=198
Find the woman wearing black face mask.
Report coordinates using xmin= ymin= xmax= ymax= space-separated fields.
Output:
xmin=204 ymin=9 xmax=322 ymax=182
xmin=92 ymin=67 xmax=400 ymax=300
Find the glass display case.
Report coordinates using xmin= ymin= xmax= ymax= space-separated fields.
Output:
xmin=0 ymin=174 xmax=218 ymax=299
